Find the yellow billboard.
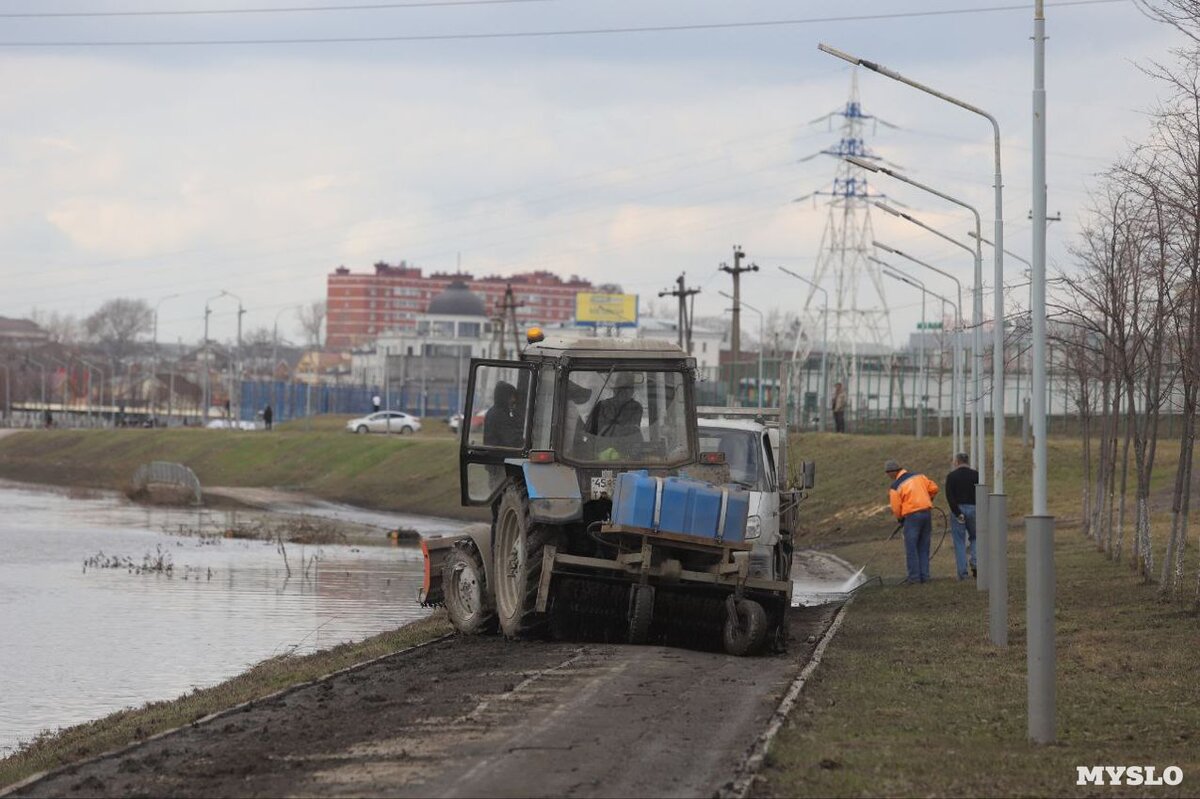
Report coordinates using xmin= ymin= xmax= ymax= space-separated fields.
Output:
xmin=575 ymin=293 xmax=639 ymax=327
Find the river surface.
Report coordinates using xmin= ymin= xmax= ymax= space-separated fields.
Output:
xmin=0 ymin=481 xmax=452 ymax=757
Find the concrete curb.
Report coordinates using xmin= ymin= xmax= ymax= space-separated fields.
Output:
xmin=719 ymin=600 xmax=852 ymax=799
xmin=0 ymin=632 xmax=455 ymax=797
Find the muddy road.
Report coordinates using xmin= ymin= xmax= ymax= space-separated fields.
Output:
xmin=14 ymin=606 xmax=839 ymax=798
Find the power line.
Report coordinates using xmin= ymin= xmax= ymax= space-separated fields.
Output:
xmin=0 ymin=0 xmax=1132 ymax=47
xmin=0 ymin=0 xmax=549 ymax=19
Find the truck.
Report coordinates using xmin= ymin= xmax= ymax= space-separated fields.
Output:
xmin=420 ymin=331 xmax=805 ymax=655
xmin=697 ymin=406 xmax=811 ymax=587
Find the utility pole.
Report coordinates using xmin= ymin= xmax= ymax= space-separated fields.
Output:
xmin=720 ymin=246 xmax=758 ymax=404
xmin=495 ymin=284 xmax=524 ymax=359
xmin=658 ymin=273 xmax=701 ymax=352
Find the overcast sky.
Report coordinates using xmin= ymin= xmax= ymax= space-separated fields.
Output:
xmin=0 ymin=0 xmax=1180 ymax=348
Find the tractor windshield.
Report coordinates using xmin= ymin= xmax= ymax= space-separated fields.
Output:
xmin=561 ymin=369 xmax=692 ymax=466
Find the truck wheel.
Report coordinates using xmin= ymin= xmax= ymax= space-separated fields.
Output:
xmin=723 ymin=597 xmax=768 ymax=656
xmin=442 ymin=541 xmax=497 ymax=635
xmin=493 ymin=485 xmax=556 ymax=639
xmin=628 ymin=584 xmax=655 ymax=645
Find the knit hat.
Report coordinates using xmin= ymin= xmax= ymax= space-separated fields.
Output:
xmin=883 ymin=459 xmax=901 ymax=473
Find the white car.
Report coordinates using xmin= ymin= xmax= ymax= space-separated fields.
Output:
xmin=346 ymin=411 xmax=422 ymax=435
xmin=447 ymin=413 xmax=464 ymax=432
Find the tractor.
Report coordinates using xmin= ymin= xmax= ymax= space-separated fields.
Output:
xmin=420 ymin=331 xmax=794 ymax=655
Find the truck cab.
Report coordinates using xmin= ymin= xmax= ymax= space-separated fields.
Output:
xmin=697 ymin=408 xmax=806 ymax=583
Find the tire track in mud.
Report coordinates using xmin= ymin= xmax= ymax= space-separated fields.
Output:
xmin=14 ymin=606 xmax=839 ymax=799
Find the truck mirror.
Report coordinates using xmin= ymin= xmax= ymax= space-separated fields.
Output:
xmin=802 ymin=460 xmax=816 ymax=489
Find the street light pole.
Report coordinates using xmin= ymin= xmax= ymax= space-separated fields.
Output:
xmin=1027 ymin=0 xmax=1056 ymax=745
xmin=880 ymin=268 xmax=928 ymax=438
xmin=820 ymin=44 xmax=1007 ymax=504
xmin=846 ymin=156 xmax=994 ymax=597
xmin=847 ymin=157 xmax=987 ymax=482
xmin=874 ymin=203 xmax=971 ymax=456
xmin=875 ymin=258 xmax=964 ymax=454
xmin=779 ymin=267 xmax=829 ymax=432
xmin=720 ymin=292 xmax=764 ymax=409
xmin=873 ymin=242 xmax=966 ymax=456
xmin=823 ymin=44 xmax=1009 ymax=647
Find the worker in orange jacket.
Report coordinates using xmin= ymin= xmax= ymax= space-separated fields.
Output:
xmin=885 ymin=459 xmax=939 ymax=584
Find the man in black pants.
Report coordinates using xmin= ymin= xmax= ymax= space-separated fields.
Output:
xmin=945 ymin=452 xmax=979 ymax=581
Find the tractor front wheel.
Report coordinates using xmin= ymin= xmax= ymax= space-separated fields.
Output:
xmin=493 ymin=485 xmax=557 ymax=639
xmin=442 ymin=541 xmax=496 ymax=635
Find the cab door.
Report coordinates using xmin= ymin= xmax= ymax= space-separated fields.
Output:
xmin=460 ymin=359 xmax=536 ymax=506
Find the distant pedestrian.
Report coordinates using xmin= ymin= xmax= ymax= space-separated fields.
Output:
xmin=945 ymin=452 xmax=979 ymax=580
xmin=372 ymin=394 xmax=382 ymax=413
xmin=43 ymin=409 xmax=53 ymax=429
xmin=263 ymin=404 xmax=274 ymax=431
xmin=832 ymin=382 xmax=847 ymax=433
xmin=886 ymin=459 xmax=939 ymax=584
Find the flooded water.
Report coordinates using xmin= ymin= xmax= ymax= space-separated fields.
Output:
xmin=0 ymin=481 xmax=453 ymax=757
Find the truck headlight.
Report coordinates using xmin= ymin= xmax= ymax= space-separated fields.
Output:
xmin=745 ymin=514 xmax=762 ymax=540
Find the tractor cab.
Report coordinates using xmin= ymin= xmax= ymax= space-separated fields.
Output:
xmin=459 ymin=334 xmax=700 ymax=521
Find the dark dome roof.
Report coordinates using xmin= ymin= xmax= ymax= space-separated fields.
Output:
xmin=427 ymin=280 xmax=486 ymax=317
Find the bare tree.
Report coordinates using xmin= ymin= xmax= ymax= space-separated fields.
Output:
xmin=29 ymin=309 xmax=82 ymax=345
xmin=296 ymin=301 xmax=326 ymax=349
xmin=84 ymin=298 xmax=153 ymax=362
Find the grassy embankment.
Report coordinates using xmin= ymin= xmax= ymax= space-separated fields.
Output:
xmin=764 ymin=433 xmax=1200 ymax=797
xmin=0 ymin=614 xmax=452 ymax=790
xmin=0 ymin=417 xmax=486 ymax=522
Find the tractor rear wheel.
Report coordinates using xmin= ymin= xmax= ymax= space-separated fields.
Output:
xmin=493 ymin=485 xmax=557 ymax=639
xmin=442 ymin=541 xmax=496 ymax=635
xmin=722 ymin=597 xmax=768 ymax=656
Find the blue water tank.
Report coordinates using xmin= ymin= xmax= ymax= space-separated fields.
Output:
xmin=685 ymin=483 xmax=723 ymax=538
xmin=658 ymin=476 xmax=701 ymax=535
xmin=720 ymin=488 xmax=751 ymax=543
xmin=611 ymin=470 xmax=657 ymax=529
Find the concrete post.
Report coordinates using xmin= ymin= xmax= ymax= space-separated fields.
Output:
xmin=975 ymin=485 xmax=989 ymax=592
xmin=989 ymin=492 xmax=1008 ymax=646
xmin=1026 ymin=514 xmax=1056 ymax=742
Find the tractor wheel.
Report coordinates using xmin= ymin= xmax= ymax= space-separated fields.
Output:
xmin=442 ymin=541 xmax=497 ymax=635
xmin=723 ymin=597 xmax=768 ymax=656
xmin=627 ymin=584 xmax=655 ymax=645
xmin=493 ymin=485 xmax=557 ymax=639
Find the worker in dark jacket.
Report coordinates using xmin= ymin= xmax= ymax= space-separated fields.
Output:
xmin=945 ymin=452 xmax=979 ymax=580
xmin=483 ymin=381 xmax=523 ymax=448
xmin=886 ymin=459 xmax=939 ymax=584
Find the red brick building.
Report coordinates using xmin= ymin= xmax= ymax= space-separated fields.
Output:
xmin=326 ymin=261 xmax=592 ymax=349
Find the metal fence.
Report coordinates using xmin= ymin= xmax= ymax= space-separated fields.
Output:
xmin=237 ymin=380 xmax=465 ymax=424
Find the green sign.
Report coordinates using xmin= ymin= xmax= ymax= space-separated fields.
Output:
xmin=916 ymin=322 xmax=944 ymax=330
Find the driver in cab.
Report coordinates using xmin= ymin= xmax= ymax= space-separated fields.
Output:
xmin=586 ymin=372 xmax=643 ymax=456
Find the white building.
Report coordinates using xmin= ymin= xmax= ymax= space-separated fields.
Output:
xmin=350 ymin=280 xmax=497 ymax=388
xmin=635 ymin=317 xmax=725 ymax=372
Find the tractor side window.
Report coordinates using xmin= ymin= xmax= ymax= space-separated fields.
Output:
xmin=530 ymin=366 xmax=556 ymax=450
xmin=467 ymin=364 xmax=530 ymax=450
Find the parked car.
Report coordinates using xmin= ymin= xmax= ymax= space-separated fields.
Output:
xmin=447 ymin=413 xmax=464 ymax=432
xmin=345 ymin=411 xmax=422 ymax=435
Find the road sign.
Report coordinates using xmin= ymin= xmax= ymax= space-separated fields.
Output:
xmin=916 ymin=322 xmax=943 ymax=330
